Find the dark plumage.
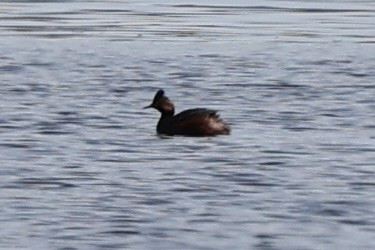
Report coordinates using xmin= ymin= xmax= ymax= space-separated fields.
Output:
xmin=144 ymin=89 xmax=230 ymax=136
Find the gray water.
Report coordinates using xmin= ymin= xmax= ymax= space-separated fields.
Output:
xmin=0 ymin=1 xmax=374 ymax=249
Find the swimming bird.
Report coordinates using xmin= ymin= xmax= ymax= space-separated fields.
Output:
xmin=144 ymin=89 xmax=230 ymax=136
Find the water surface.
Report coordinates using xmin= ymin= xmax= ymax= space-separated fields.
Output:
xmin=0 ymin=1 xmax=374 ymax=249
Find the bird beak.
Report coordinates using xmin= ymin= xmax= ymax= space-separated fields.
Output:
xmin=143 ymin=104 xmax=153 ymax=109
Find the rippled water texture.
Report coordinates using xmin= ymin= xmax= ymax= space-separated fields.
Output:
xmin=0 ymin=1 xmax=374 ymax=249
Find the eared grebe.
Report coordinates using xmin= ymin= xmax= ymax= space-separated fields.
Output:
xmin=144 ymin=89 xmax=230 ymax=136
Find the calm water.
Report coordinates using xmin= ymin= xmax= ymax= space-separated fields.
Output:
xmin=0 ymin=1 xmax=374 ymax=249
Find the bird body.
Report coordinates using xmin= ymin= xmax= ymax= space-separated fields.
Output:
xmin=144 ymin=90 xmax=230 ymax=137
